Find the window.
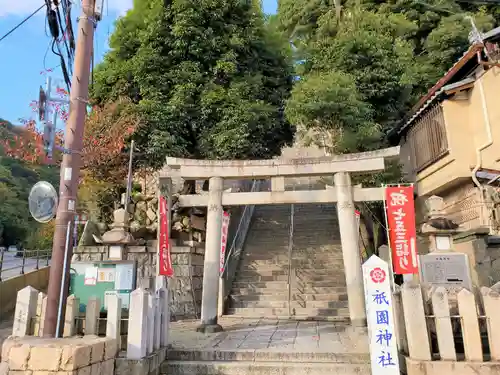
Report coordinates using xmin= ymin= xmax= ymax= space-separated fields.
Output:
xmin=407 ymin=104 xmax=448 ymax=173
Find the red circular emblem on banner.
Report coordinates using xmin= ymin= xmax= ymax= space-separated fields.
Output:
xmin=370 ymin=267 xmax=386 ymax=283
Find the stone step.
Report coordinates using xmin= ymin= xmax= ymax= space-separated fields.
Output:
xmin=226 ymin=307 xmax=350 ymax=318
xmin=230 ymin=300 xmax=349 ymax=309
xmin=230 ymin=292 xmax=348 ymax=302
xmin=166 ymin=349 xmax=370 ymax=363
xmin=165 ymin=360 xmax=370 ymax=375
xmin=239 ymin=262 xmax=343 ymax=269
xmin=233 ymin=280 xmax=344 ymax=288
xmin=236 ymin=268 xmax=346 ymax=277
xmin=235 ymin=275 xmax=347 ymax=283
xmin=241 ymin=255 xmax=345 ymax=263
xmin=232 ymin=281 xmax=346 ymax=294
xmin=230 ymin=287 xmax=348 ymax=295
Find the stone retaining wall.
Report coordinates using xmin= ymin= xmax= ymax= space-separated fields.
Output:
xmin=1 ymin=336 xmax=116 ymax=375
xmin=0 ymin=267 xmax=50 ymax=320
xmin=169 ymin=246 xmax=204 ymax=320
xmin=72 ymin=243 xmax=204 ymax=320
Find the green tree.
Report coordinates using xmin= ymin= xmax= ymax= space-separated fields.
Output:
xmin=285 ymin=71 xmax=380 ymax=153
xmin=0 ymin=119 xmax=60 ymax=248
xmin=91 ymin=0 xmax=294 ymax=169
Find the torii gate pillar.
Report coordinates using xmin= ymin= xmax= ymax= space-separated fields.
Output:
xmin=197 ymin=177 xmax=224 ymax=333
xmin=335 ymin=172 xmax=366 ymax=326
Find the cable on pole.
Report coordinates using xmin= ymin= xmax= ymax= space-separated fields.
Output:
xmin=0 ymin=4 xmax=46 ymax=43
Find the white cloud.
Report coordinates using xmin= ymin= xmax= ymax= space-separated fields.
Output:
xmin=106 ymin=0 xmax=133 ymax=16
xmin=0 ymin=0 xmax=133 ymax=18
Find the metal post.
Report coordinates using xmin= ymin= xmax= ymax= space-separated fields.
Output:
xmin=35 ymin=248 xmax=39 ymax=270
xmin=287 ymin=203 xmax=294 ymax=318
xmin=124 ymin=140 xmax=135 ymax=211
xmin=20 ymin=249 xmax=26 ymax=275
xmin=55 ymin=221 xmax=71 ymax=338
xmin=0 ymin=247 xmax=4 ymax=282
xmin=44 ymin=0 xmax=97 ymax=337
xmin=382 ymin=185 xmax=395 ymax=291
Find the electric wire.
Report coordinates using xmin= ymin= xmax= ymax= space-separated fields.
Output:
xmin=45 ymin=0 xmax=73 ymax=92
xmin=0 ymin=4 xmax=46 ymax=43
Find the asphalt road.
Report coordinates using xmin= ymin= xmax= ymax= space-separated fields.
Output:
xmin=0 ymin=251 xmax=51 ymax=280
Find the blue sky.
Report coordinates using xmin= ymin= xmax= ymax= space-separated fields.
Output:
xmin=0 ymin=0 xmax=277 ymax=126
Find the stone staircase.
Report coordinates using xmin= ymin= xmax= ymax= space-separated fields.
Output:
xmin=226 ymin=203 xmax=350 ymax=321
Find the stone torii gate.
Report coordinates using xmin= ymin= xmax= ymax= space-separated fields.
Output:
xmin=160 ymin=146 xmax=400 ymax=332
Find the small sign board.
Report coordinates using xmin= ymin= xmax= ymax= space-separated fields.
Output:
xmin=97 ymin=268 xmax=116 ymax=283
xmin=84 ymin=266 xmax=98 ymax=286
xmin=419 ymin=252 xmax=472 ymax=290
xmin=362 ymin=255 xmax=400 ymax=375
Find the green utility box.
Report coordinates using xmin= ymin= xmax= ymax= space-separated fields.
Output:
xmin=69 ymin=260 xmax=136 ymax=313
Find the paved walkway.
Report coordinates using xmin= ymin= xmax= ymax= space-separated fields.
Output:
xmin=169 ymin=317 xmax=369 ymax=354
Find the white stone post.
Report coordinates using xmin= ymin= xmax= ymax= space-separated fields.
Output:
xmin=481 ymin=286 xmax=500 ymax=360
xmin=157 ymin=286 xmax=169 ymax=347
xmin=12 ymin=286 xmax=38 ymax=337
xmin=457 ymin=288 xmax=482 ymax=361
xmin=106 ymin=294 xmax=122 ymax=352
xmin=154 ymin=293 xmax=162 ymax=350
xmin=85 ymin=296 xmax=101 ymax=335
xmin=431 ymin=287 xmax=456 ymax=360
xmin=127 ymin=288 xmax=149 ymax=359
xmin=33 ymin=292 xmax=46 ymax=337
xmin=401 ymin=283 xmax=431 ymax=360
xmin=334 ymin=172 xmax=366 ymax=326
xmin=63 ymin=295 xmax=79 ymax=337
xmin=198 ymin=176 xmax=224 ymax=333
xmin=147 ymin=292 xmax=155 ymax=354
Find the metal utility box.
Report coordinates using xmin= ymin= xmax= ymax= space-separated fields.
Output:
xmin=69 ymin=260 xmax=136 ymax=313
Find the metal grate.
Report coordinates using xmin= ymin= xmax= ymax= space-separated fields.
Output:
xmin=407 ymin=104 xmax=449 ymax=173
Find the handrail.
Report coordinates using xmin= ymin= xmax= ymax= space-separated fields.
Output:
xmin=287 ymin=204 xmax=294 ymax=318
xmin=221 ymin=179 xmax=260 ymax=278
xmin=0 ymin=248 xmax=51 ymax=281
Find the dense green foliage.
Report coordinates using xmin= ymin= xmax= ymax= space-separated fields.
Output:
xmin=91 ymin=0 xmax=294 ymax=169
xmin=277 ymin=0 xmax=498 ymax=253
xmin=279 ymin=0 xmax=496 ymax=152
xmin=0 ymin=119 xmax=59 ymax=248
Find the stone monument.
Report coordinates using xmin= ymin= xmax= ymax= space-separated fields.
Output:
xmin=419 ymin=196 xmax=472 ymax=290
xmin=94 ymin=208 xmax=135 ymax=245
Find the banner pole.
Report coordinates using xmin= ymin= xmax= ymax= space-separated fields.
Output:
xmin=382 ymin=184 xmax=395 ymax=292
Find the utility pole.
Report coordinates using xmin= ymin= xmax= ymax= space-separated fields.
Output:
xmin=44 ymin=0 xmax=97 ymax=337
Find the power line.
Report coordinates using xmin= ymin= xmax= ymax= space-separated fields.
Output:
xmin=0 ymin=4 xmax=46 ymax=43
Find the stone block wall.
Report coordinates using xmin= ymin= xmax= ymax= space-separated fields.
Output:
xmin=454 ymin=228 xmax=500 ymax=287
xmin=1 ymin=336 xmax=116 ymax=375
xmin=72 ymin=243 xmax=205 ymax=321
xmin=169 ymin=246 xmax=204 ymax=321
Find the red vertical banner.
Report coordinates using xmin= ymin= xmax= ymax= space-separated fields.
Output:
xmin=385 ymin=186 xmax=418 ymax=275
xmin=219 ymin=211 xmax=231 ymax=275
xmin=158 ymin=196 xmax=174 ymax=277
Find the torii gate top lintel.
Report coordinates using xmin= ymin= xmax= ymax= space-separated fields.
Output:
xmin=161 ymin=146 xmax=400 ymax=179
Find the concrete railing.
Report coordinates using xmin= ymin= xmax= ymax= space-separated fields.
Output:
xmin=12 ymin=285 xmax=169 ymax=361
xmin=0 ymin=267 xmax=50 ymax=320
xmin=394 ymin=282 xmax=500 ymax=375
xmin=0 ymin=249 xmax=51 ymax=281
